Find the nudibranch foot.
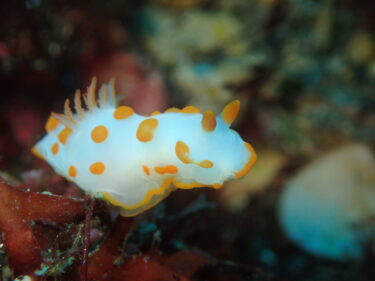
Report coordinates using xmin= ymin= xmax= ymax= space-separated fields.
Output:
xmin=101 ymin=178 xmax=175 ymax=217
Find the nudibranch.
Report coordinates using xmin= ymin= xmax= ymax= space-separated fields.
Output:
xmin=32 ymin=78 xmax=257 ymax=216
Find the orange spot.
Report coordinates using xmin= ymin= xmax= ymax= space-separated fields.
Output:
xmin=221 ymin=100 xmax=240 ymax=125
xmin=90 ymin=162 xmax=106 ymax=175
xmin=31 ymin=146 xmax=44 ymax=160
xmin=165 ymin=165 xmax=178 ymax=174
xmin=198 ymin=160 xmax=214 ymax=168
xmin=150 ymin=111 xmax=161 ymax=116
xmin=136 ymin=118 xmax=158 ymax=142
xmin=45 ymin=116 xmax=60 ymax=132
xmin=91 ymin=125 xmax=108 ymax=143
xmin=58 ymin=127 xmax=73 ymax=144
xmin=154 ymin=166 xmax=165 ymax=174
xmin=69 ymin=165 xmax=77 ymax=178
xmin=142 ymin=165 xmax=150 ymax=175
xmin=175 ymin=141 xmax=191 ymax=164
xmin=201 ymin=110 xmax=216 ymax=132
xmin=114 ymin=106 xmax=134 ymax=120
xmin=154 ymin=165 xmax=179 ymax=175
xmin=165 ymin=107 xmax=180 ymax=113
xmin=181 ymin=106 xmax=201 ymax=114
xmin=235 ymin=142 xmax=257 ymax=179
xmin=51 ymin=142 xmax=59 ymax=155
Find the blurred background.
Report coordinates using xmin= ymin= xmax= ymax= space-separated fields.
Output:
xmin=0 ymin=0 xmax=374 ymax=280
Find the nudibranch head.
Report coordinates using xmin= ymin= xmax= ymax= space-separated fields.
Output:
xmin=32 ymin=78 xmax=257 ymax=217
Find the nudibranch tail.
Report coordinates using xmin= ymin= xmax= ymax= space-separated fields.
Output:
xmin=32 ymin=78 xmax=257 ymax=217
xmin=31 ymin=146 xmax=44 ymax=160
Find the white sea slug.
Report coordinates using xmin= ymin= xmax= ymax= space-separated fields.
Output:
xmin=32 ymin=78 xmax=257 ymax=216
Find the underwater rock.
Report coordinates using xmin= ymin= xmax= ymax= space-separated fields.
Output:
xmin=278 ymin=144 xmax=375 ymax=261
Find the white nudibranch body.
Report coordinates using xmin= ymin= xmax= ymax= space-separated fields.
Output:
xmin=32 ymin=79 xmax=257 ymax=216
